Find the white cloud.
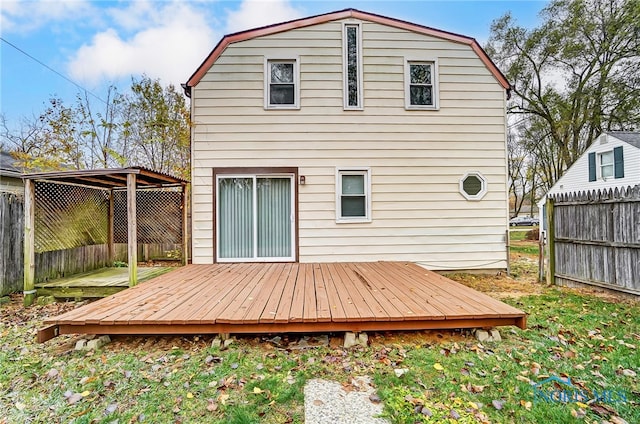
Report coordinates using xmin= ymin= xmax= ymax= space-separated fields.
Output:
xmin=1 ymin=0 xmax=95 ymax=33
xmin=67 ymin=1 xmax=217 ymax=87
xmin=224 ymin=0 xmax=304 ymax=34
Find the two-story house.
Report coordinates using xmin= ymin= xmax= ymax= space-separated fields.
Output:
xmin=183 ymin=8 xmax=511 ymax=271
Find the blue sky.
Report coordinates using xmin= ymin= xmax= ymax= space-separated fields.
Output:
xmin=1 ymin=0 xmax=548 ymax=130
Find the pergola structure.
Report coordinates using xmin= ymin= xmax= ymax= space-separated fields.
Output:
xmin=23 ymin=167 xmax=189 ymax=306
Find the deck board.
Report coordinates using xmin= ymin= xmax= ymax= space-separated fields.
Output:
xmin=39 ymin=262 xmax=527 ymax=342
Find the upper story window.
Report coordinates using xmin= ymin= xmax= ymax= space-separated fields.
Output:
xmin=343 ymin=23 xmax=363 ymax=110
xmin=405 ymin=59 xmax=438 ymax=110
xmin=264 ymin=58 xmax=299 ymax=109
xmin=599 ymin=151 xmax=614 ymax=179
xmin=588 ymin=146 xmax=624 ymax=181
xmin=336 ymin=168 xmax=371 ymax=223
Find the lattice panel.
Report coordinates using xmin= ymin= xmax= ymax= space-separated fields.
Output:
xmin=113 ymin=188 xmax=183 ymax=245
xmin=34 ymin=182 xmax=109 ymax=253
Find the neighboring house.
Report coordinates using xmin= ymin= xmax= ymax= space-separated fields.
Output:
xmin=0 ymin=151 xmax=23 ymax=194
xmin=538 ymin=131 xmax=640 ymax=233
xmin=183 ymin=9 xmax=511 ymax=271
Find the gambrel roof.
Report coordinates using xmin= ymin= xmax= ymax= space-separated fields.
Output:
xmin=185 ymin=8 xmax=510 ymax=93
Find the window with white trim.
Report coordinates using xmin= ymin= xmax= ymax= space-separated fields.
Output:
xmin=264 ymin=58 xmax=299 ymax=109
xmin=405 ymin=60 xmax=438 ymax=109
xmin=343 ymin=23 xmax=363 ymax=109
xmin=459 ymin=172 xmax=487 ymax=200
xmin=599 ymin=150 xmax=614 ymax=179
xmin=336 ymin=168 xmax=371 ymax=222
xmin=588 ymin=146 xmax=624 ymax=181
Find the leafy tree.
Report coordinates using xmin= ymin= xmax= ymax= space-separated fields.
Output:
xmin=488 ymin=0 xmax=640 ymax=184
xmin=1 ymin=78 xmax=190 ymax=177
xmin=123 ymin=76 xmax=191 ymax=178
xmin=75 ymin=86 xmax=124 ymax=168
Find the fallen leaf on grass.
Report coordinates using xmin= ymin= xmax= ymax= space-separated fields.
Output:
xmin=433 ymin=363 xmax=444 ymax=371
xmin=206 ymin=399 xmax=218 ymax=412
xmin=571 ymin=408 xmax=586 ymax=418
xmin=520 ymin=400 xmax=532 ymax=410
xmin=45 ymin=369 xmax=59 ymax=379
xmin=67 ymin=393 xmax=83 ymax=404
xmin=610 ymin=417 xmax=629 ymax=424
xmin=253 ymin=387 xmax=263 ymax=394
xmin=621 ymin=369 xmax=636 ymax=377
xmin=394 ymin=368 xmax=409 ymax=377
xmin=589 ymin=403 xmax=616 ymax=417
xmin=492 ymin=400 xmax=504 ymax=410
xmin=218 ymin=393 xmax=229 ymax=405
xmin=79 ymin=376 xmax=96 ymax=385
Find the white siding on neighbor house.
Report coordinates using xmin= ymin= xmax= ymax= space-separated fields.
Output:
xmin=546 ymin=135 xmax=640 ymax=197
xmin=191 ymin=19 xmax=509 ymax=270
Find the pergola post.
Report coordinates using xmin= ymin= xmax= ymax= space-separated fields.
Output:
xmin=23 ymin=179 xmax=36 ymax=306
xmin=127 ymin=173 xmax=138 ymax=287
xmin=182 ymin=183 xmax=189 ymax=265
xmin=108 ymin=189 xmax=115 ymax=265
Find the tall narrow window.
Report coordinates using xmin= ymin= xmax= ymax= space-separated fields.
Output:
xmin=343 ymin=23 xmax=362 ymax=109
xmin=405 ymin=59 xmax=438 ymax=109
xmin=265 ymin=58 xmax=299 ymax=109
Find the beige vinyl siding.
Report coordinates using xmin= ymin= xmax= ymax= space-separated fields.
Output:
xmin=191 ymin=19 xmax=508 ymax=270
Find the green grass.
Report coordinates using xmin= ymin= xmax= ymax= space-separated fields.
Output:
xmin=1 ymin=285 xmax=638 ymax=423
xmin=372 ymin=292 xmax=639 ymax=423
xmin=510 ymin=243 xmax=540 ymax=256
xmin=509 ymin=230 xmax=532 ymax=241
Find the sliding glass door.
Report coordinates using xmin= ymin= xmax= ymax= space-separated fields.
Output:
xmin=217 ymin=175 xmax=294 ymax=261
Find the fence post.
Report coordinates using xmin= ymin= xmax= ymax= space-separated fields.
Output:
xmin=545 ymin=197 xmax=555 ymax=285
xmin=23 ymin=179 xmax=36 ymax=306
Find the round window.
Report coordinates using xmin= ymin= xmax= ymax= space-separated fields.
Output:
xmin=459 ymin=172 xmax=487 ymax=200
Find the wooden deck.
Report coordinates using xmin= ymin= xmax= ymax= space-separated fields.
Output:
xmin=38 ymin=262 xmax=526 ymax=342
xmin=36 ymin=267 xmax=173 ymax=298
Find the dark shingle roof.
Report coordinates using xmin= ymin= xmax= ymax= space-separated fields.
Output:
xmin=607 ymin=131 xmax=640 ymax=148
xmin=0 ymin=151 xmax=21 ymax=177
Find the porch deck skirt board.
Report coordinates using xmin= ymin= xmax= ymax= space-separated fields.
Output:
xmin=41 ymin=262 xmax=527 ymax=341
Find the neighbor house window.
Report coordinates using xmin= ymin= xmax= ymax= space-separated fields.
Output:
xmin=459 ymin=172 xmax=487 ymax=200
xmin=343 ymin=23 xmax=363 ymax=109
xmin=599 ymin=151 xmax=614 ymax=179
xmin=405 ymin=59 xmax=438 ymax=109
xmin=336 ymin=168 xmax=371 ymax=222
xmin=264 ymin=58 xmax=299 ymax=109
xmin=588 ymin=146 xmax=624 ymax=181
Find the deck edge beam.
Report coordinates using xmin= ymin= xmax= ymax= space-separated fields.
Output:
xmin=47 ymin=317 xmax=524 ymax=340
xmin=37 ymin=325 xmax=59 ymax=343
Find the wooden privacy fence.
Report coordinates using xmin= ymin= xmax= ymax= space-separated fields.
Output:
xmin=1 ymin=192 xmax=24 ymax=295
xmin=547 ymin=185 xmax=640 ymax=296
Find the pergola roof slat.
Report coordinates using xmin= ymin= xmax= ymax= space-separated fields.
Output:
xmin=23 ymin=167 xmax=188 ymax=189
